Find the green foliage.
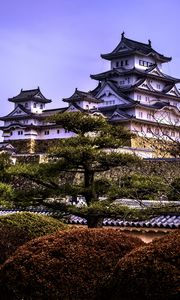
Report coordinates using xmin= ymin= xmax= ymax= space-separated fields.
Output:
xmin=48 ymin=111 xmax=107 ymax=135
xmin=8 ymin=112 xmax=139 ymax=221
xmin=0 ymin=228 xmax=144 ymax=300
xmin=0 ymin=212 xmax=67 ymax=265
xmin=98 ymin=231 xmax=180 ymax=300
xmin=68 ymin=200 xmax=180 ymax=221
xmin=113 ymin=174 xmax=168 ymax=200
xmin=0 ymin=152 xmax=12 ymax=182
xmin=0 ymin=182 xmax=14 ymax=203
xmin=168 ymin=177 xmax=180 ymax=201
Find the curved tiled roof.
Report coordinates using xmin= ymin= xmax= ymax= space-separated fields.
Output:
xmin=101 ymin=35 xmax=171 ymax=63
xmin=68 ymin=215 xmax=180 ymax=229
xmin=0 ymin=207 xmax=179 ymax=229
xmin=8 ymin=88 xmax=52 ymax=104
xmin=91 ymin=66 xmax=180 ymax=83
xmin=63 ymin=88 xmax=102 ymax=103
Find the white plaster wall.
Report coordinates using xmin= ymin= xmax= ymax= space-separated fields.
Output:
xmin=134 ymin=55 xmax=155 ymax=70
xmin=15 ymin=101 xmax=45 ymax=114
xmin=98 ymin=93 xmax=126 ymax=107
xmin=37 ymin=128 xmax=75 ymax=140
xmin=77 ymin=101 xmax=98 ymax=110
xmin=149 ymin=79 xmax=165 ymax=91
xmin=111 ymin=56 xmax=135 ymax=70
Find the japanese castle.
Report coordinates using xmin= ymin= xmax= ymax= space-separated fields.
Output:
xmin=0 ymin=33 xmax=180 ymax=156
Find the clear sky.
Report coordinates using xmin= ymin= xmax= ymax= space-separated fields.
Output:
xmin=0 ymin=0 xmax=180 ymax=118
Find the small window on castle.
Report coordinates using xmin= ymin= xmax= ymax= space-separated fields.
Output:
xmin=125 ymin=60 xmax=128 ymax=65
xmin=147 ymin=127 xmax=151 ymax=133
xmin=138 ymin=112 xmax=143 ymax=118
xmin=33 ymin=103 xmax=36 ymax=108
xmin=18 ymin=131 xmax=23 ymax=135
xmin=156 ymin=84 xmax=161 ymax=89
xmin=140 ymin=126 xmax=143 ymax=132
xmin=116 ymin=61 xmax=119 ymax=68
xmin=171 ymin=131 xmax=175 ymax=137
xmin=155 ymin=128 xmax=159 ymax=135
xmin=10 ymin=131 xmax=13 ymax=136
xmin=57 ymin=129 xmax=60 ymax=134
xmin=145 ymin=96 xmax=149 ymax=102
xmin=137 ymin=95 xmax=141 ymax=101
xmin=25 ymin=103 xmax=28 ymax=108
xmin=147 ymin=113 xmax=151 ymax=120
xmin=163 ymin=130 xmax=169 ymax=136
xmin=119 ymin=80 xmax=125 ymax=85
xmin=120 ymin=61 xmax=123 ymax=67
xmin=44 ymin=130 xmax=49 ymax=135
xmin=40 ymin=104 xmax=43 ymax=109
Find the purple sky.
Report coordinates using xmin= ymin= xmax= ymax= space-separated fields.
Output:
xmin=0 ymin=0 xmax=180 ymax=119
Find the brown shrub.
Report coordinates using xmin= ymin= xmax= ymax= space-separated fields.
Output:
xmin=98 ymin=230 xmax=180 ymax=300
xmin=0 ymin=228 xmax=144 ymax=300
xmin=0 ymin=212 xmax=67 ymax=265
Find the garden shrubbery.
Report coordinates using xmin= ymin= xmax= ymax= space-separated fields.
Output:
xmin=168 ymin=177 xmax=180 ymax=201
xmin=98 ymin=230 xmax=180 ymax=300
xmin=0 ymin=212 xmax=67 ymax=265
xmin=0 ymin=228 xmax=144 ymax=300
xmin=113 ymin=174 xmax=168 ymax=200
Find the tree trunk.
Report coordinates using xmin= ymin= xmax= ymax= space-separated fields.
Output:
xmin=84 ymin=169 xmax=96 ymax=205
xmin=87 ymin=215 xmax=104 ymax=228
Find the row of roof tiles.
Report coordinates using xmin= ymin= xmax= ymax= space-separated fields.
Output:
xmin=0 ymin=208 xmax=179 ymax=229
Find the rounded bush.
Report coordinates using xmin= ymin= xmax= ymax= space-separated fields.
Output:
xmin=0 ymin=212 xmax=67 ymax=265
xmin=99 ymin=230 xmax=180 ymax=300
xmin=0 ymin=228 xmax=144 ymax=300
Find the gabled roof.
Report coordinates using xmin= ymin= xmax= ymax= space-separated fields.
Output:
xmin=101 ymin=33 xmax=171 ymax=63
xmin=94 ymin=80 xmax=136 ymax=104
xmin=0 ymin=104 xmax=33 ymax=120
xmin=8 ymin=87 xmax=52 ymax=104
xmin=145 ymin=64 xmax=180 ymax=83
xmin=91 ymin=69 xmax=122 ymax=81
xmin=64 ymin=102 xmax=86 ymax=112
xmin=0 ymin=142 xmax=15 ymax=153
xmin=91 ymin=65 xmax=180 ymax=83
xmin=98 ymin=103 xmax=135 ymax=119
xmin=63 ymin=88 xmax=102 ymax=103
xmin=90 ymin=82 xmax=103 ymax=96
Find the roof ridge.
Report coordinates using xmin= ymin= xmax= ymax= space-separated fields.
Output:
xmin=123 ymin=36 xmax=151 ymax=48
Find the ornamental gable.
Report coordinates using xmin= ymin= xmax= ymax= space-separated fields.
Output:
xmin=65 ymin=104 xmax=80 ymax=112
xmin=96 ymin=83 xmax=129 ymax=105
xmin=166 ymin=85 xmax=180 ymax=97
xmin=148 ymin=67 xmax=164 ymax=78
xmin=138 ymin=79 xmax=153 ymax=91
xmin=7 ymin=106 xmax=29 ymax=117
xmin=110 ymin=111 xmax=129 ymax=120
xmin=115 ymin=42 xmax=132 ymax=53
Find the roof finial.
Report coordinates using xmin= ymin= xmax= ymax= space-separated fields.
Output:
xmin=148 ymin=39 xmax=152 ymax=47
xmin=121 ymin=31 xmax=125 ymax=39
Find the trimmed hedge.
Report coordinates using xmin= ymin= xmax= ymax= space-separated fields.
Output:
xmin=0 ymin=228 xmax=144 ymax=300
xmin=0 ymin=212 xmax=67 ymax=265
xmin=98 ymin=230 xmax=180 ymax=300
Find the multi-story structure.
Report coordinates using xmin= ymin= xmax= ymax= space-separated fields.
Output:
xmin=0 ymin=34 xmax=180 ymax=156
